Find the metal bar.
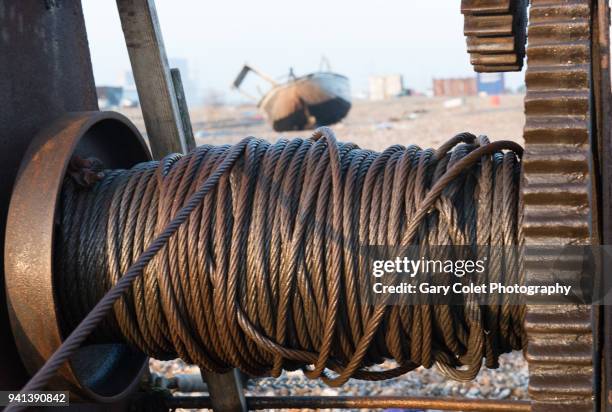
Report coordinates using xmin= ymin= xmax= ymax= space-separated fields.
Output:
xmin=200 ymin=370 xmax=247 ymax=412
xmin=242 ymin=64 xmax=278 ymax=86
xmin=166 ymin=395 xmax=531 ymax=411
xmin=593 ymin=0 xmax=612 ymax=410
xmin=0 ymin=0 xmax=98 ymax=390
xmin=116 ymin=0 xmax=187 ymax=158
xmin=170 ymin=68 xmax=196 ymax=151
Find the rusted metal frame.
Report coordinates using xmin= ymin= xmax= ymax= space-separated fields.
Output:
xmin=522 ymin=0 xmax=597 ymax=410
xmin=0 ymin=0 xmax=99 ymax=390
xmin=165 ymin=395 xmax=531 ymax=411
xmin=116 ymin=0 xmax=188 ymax=158
xmin=4 ymin=112 xmax=151 ymax=401
xmin=592 ymin=0 xmax=612 ymax=410
xmin=587 ymin=1 xmax=609 ymax=410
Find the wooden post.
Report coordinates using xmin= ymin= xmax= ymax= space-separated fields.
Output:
xmin=116 ymin=0 xmax=187 ymax=158
xmin=201 ymin=370 xmax=247 ymax=412
xmin=170 ymin=68 xmax=196 ymax=151
xmin=116 ymin=2 xmax=247 ymax=411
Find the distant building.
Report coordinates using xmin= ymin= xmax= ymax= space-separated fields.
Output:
xmin=369 ymin=74 xmax=406 ymax=101
xmin=432 ymin=77 xmax=477 ymax=97
xmin=477 ymin=72 xmax=505 ymax=95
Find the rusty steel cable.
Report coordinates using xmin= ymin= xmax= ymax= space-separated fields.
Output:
xmin=7 ymin=128 xmax=523 ymax=410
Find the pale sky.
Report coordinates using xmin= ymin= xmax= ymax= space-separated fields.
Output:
xmin=82 ymin=1 xmax=525 ymax=103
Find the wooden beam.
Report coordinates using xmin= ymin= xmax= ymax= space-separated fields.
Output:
xmin=116 ymin=0 xmax=187 ymax=158
xmin=201 ymin=370 xmax=247 ymax=412
xmin=116 ymin=4 xmax=246 ymax=411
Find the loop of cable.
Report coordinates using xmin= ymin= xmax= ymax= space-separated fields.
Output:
xmin=56 ymin=128 xmax=524 ymax=386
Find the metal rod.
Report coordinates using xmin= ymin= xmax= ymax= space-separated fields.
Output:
xmin=595 ymin=0 xmax=612 ymax=407
xmin=241 ymin=64 xmax=278 ymax=86
xmin=170 ymin=68 xmax=197 ymax=151
xmin=166 ymin=395 xmax=531 ymax=411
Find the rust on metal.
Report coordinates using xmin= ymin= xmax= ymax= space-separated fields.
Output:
xmin=461 ymin=0 xmax=527 ymax=72
xmin=464 ymin=14 xmax=514 ymax=36
xmin=522 ymin=0 xmax=596 ymax=410
xmin=0 ymin=0 xmax=99 ymax=390
xmin=166 ymin=396 xmax=531 ymax=411
xmin=4 ymin=111 xmax=150 ymax=400
xmin=593 ymin=0 xmax=612 ymax=409
xmin=461 ymin=0 xmax=511 ymax=14
xmin=0 ymin=2 xmax=607 ymax=411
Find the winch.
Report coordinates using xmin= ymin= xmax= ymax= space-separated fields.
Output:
xmin=0 ymin=1 xmax=610 ymax=411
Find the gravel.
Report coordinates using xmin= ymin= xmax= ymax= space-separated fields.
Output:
xmin=150 ymin=351 xmax=528 ymax=411
xmin=120 ymin=94 xmax=525 ymax=152
xmin=241 ymin=351 xmax=527 ymax=400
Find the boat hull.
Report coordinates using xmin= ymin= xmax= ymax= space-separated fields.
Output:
xmin=259 ymin=72 xmax=351 ymax=132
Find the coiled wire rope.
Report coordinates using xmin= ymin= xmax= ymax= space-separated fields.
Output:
xmin=9 ymin=128 xmax=524 ymax=409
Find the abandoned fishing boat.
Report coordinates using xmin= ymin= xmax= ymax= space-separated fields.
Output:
xmin=232 ymin=64 xmax=351 ymax=132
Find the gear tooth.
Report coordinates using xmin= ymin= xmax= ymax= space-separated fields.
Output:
xmin=521 ymin=0 xmax=595 ymax=409
xmin=461 ymin=0 xmax=528 ymax=73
